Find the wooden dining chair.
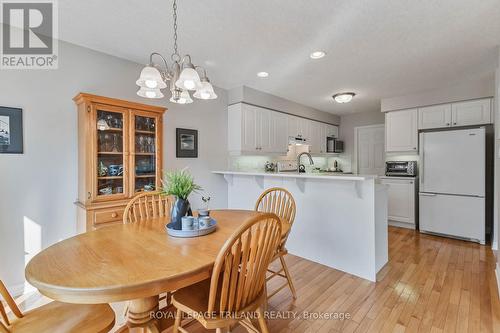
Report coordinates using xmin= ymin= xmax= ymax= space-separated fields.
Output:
xmin=0 ymin=280 xmax=115 ymax=333
xmin=123 ymin=191 xmax=175 ymax=311
xmin=255 ymin=187 xmax=297 ymax=300
xmin=171 ymin=213 xmax=282 ymax=333
xmin=123 ymin=191 xmax=174 ymax=224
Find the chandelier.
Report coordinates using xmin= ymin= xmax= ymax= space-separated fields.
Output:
xmin=135 ymin=0 xmax=217 ymax=104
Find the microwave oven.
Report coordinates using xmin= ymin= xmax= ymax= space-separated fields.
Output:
xmin=326 ymin=137 xmax=344 ymax=153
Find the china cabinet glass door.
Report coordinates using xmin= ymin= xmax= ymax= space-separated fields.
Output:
xmin=133 ymin=113 xmax=159 ymax=193
xmin=94 ymin=104 xmax=128 ymax=200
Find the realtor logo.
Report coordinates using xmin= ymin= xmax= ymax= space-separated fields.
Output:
xmin=1 ymin=0 xmax=58 ymax=69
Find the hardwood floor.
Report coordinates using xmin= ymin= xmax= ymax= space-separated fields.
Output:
xmin=7 ymin=227 xmax=500 ymax=332
xmin=186 ymin=226 xmax=500 ymax=332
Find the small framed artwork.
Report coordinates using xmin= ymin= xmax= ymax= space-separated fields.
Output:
xmin=176 ymin=128 xmax=198 ymax=158
xmin=0 ymin=107 xmax=23 ymax=154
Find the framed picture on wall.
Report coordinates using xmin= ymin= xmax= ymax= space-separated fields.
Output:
xmin=176 ymin=128 xmax=198 ymax=158
xmin=0 ymin=107 xmax=23 ymax=154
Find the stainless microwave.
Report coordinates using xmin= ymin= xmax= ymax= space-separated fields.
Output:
xmin=326 ymin=137 xmax=344 ymax=153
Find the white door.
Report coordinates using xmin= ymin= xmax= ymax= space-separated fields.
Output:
xmin=451 ymin=99 xmax=492 ymax=126
xmin=418 ymin=104 xmax=452 ymax=129
xmin=420 ymin=193 xmax=485 ymax=243
xmin=356 ymin=125 xmax=385 ymax=175
xmin=385 ymin=109 xmax=418 ymax=152
xmin=420 ymin=128 xmax=485 ymax=196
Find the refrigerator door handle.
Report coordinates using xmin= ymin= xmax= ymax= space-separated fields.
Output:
xmin=420 ymin=193 xmax=437 ymax=196
xmin=419 ymin=133 xmax=424 ymax=187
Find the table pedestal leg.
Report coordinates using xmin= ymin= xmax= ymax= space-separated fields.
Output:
xmin=127 ymin=296 xmax=160 ymax=333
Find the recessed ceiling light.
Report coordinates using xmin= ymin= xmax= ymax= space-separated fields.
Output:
xmin=332 ymin=92 xmax=356 ymax=103
xmin=257 ymin=71 xmax=269 ymax=78
xmin=310 ymin=51 xmax=326 ymax=59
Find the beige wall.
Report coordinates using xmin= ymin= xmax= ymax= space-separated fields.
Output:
xmin=0 ymin=41 xmax=228 ymax=294
xmin=338 ymin=111 xmax=385 ymax=172
xmin=381 ymin=75 xmax=495 ymax=112
xmin=228 ymin=86 xmax=340 ymax=125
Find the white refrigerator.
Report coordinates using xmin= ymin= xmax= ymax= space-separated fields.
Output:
xmin=419 ymin=127 xmax=485 ymax=244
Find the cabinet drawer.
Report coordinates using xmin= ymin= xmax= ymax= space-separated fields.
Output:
xmin=93 ymin=208 xmax=124 ymax=225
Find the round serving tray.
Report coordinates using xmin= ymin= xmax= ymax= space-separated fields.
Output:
xmin=165 ymin=219 xmax=217 ymax=238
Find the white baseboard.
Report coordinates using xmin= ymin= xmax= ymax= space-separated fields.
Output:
xmin=496 ymin=263 xmax=500 ymax=299
xmin=493 ymin=240 xmax=498 ymax=251
xmin=7 ymin=283 xmax=26 ymax=297
xmin=6 ymin=282 xmax=36 ymax=298
xmin=388 ymin=221 xmax=416 ymax=230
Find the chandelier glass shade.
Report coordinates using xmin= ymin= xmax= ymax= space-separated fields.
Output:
xmin=135 ymin=0 xmax=216 ymax=104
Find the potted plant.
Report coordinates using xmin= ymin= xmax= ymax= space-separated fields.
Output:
xmin=161 ymin=168 xmax=202 ymax=230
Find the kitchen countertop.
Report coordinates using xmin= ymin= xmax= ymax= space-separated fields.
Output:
xmin=213 ymin=170 xmax=377 ymax=181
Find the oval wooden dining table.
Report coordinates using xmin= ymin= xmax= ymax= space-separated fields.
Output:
xmin=25 ymin=209 xmax=290 ymax=333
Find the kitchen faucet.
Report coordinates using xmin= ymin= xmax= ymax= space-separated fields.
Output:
xmin=297 ymin=152 xmax=314 ymax=173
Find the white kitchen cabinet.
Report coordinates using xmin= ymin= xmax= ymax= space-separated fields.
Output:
xmin=309 ymin=122 xmax=339 ymax=154
xmin=240 ymin=104 xmax=257 ymax=152
xmin=418 ymin=104 xmax=452 ymax=129
xmin=228 ymin=103 xmax=336 ymax=155
xmin=451 ymin=99 xmax=492 ymax=126
xmin=385 ymin=109 xmax=418 ymax=152
xmin=325 ymin=124 xmax=339 ymax=138
xmin=287 ymin=115 xmax=299 ymax=138
xmin=287 ymin=115 xmax=310 ymax=140
xmin=256 ymin=107 xmax=272 ymax=152
xmin=228 ymin=103 xmax=266 ymax=153
xmin=270 ymin=111 xmax=288 ymax=153
xmin=379 ymin=177 xmax=416 ymax=228
xmin=309 ymin=121 xmax=321 ymax=154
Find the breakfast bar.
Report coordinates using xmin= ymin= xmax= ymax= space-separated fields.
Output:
xmin=214 ymin=171 xmax=388 ymax=282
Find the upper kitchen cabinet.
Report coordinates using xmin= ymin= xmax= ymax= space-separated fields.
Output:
xmin=287 ymin=115 xmax=310 ymax=140
xmin=451 ymin=99 xmax=492 ymax=127
xmin=270 ymin=111 xmax=289 ymax=153
xmin=228 ymin=103 xmax=288 ymax=154
xmin=418 ymin=104 xmax=452 ymax=129
xmin=309 ymin=121 xmax=324 ymax=154
xmin=418 ymin=98 xmax=492 ymax=130
xmin=325 ymin=124 xmax=339 ymax=138
xmin=385 ymin=109 xmax=418 ymax=152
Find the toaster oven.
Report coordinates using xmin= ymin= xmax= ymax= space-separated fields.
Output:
xmin=385 ymin=161 xmax=417 ymax=177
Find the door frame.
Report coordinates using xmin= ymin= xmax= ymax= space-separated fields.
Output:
xmin=353 ymin=124 xmax=385 ymax=175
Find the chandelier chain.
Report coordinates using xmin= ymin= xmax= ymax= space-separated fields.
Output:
xmin=172 ymin=0 xmax=179 ymax=59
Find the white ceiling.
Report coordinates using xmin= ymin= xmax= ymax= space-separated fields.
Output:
xmin=56 ymin=0 xmax=500 ymax=114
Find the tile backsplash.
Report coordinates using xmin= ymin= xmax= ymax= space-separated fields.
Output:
xmin=228 ymin=155 xmax=340 ymax=172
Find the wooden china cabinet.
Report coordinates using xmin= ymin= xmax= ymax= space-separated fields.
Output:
xmin=74 ymin=93 xmax=167 ymax=231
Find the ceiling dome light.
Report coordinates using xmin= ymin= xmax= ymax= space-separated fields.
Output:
xmin=332 ymin=92 xmax=356 ymax=103
xmin=136 ymin=66 xmax=167 ymax=89
xmin=137 ymin=87 xmax=164 ymax=99
xmin=310 ymin=51 xmax=326 ymax=59
xmin=257 ymin=71 xmax=269 ymax=78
